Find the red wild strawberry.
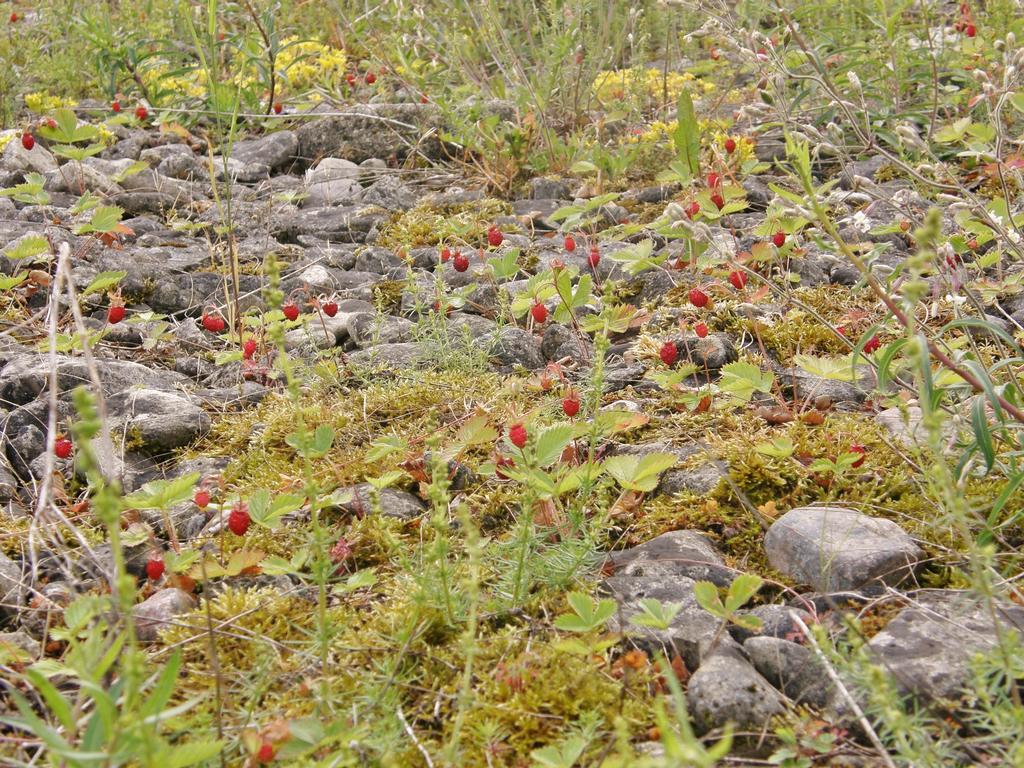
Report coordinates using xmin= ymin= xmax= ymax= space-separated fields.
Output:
xmin=659 ymin=341 xmax=678 ymax=367
xmin=282 ymin=302 xmax=300 ymax=321
xmin=728 ymin=270 xmax=747 ymax=290
xmin=772 ymin=231 xmax=786 ymax=248
xmin=135 ymin=105 xmax=148 ymax=121
xmin=243 ymin=338 xmax=257 ymax=359
xmin=273 ymin=102 xmax=283 ymax=114
xmin=707 ymin=172 xmax=721 ymax=189
xmin=107 ymin=304 xmax=125 ymax=324
xmin=965 ymin=24 xmax=976 ymax=37
xmin=849 ymin=444 xmax=867 ymax=468
xmin=689 ymin=287 xmax=709 ymax=308
xmin=111 ymin=100 xmax=121 ymax=113
xmin=322 ymin=300 xmax=338 ymax=317
xmin=54 ymin=437 xmax=73 ymax=460
xmin=588 ymin=246 xmax=600 ymax=269
xmin=562 ymin=393 xmax=580 ymax=418
xmin=346 ymin=73 xmax=357 ymax=87
xmin=228 ymin=504 xmax=250 ymax=536
xmin=549 ymin=258 xmax=565 ymax=272
xmin=202 ymin=313 xmax=225 ymax=333
xmin=146 ymin=557 xmax=165 ymax=581
xmin=194 ymin=489 xmax=211 ymax=509
xmin=724 ymin=138 xmax=737 ymax=154
xmin=531 ymin=302 xmax=548 ymax=324
xmin=453 ymin=251 xmax=469 ymax=272
xmin=564 ymin=235 xmax=576 ymax=252
xmin=863 ymin=334 xmax=881 ymax=354
xmin=509 ymin=423 xmax=528 ymax=449
xmin=710 ymin=193 xmax=725 ymax=210
xmin=694 ymin=322 xmax=709 ymax=338
xmin=9 ymin=11 xmax=17 ymax=22
xmin=487 ymin=227 xmax=503 ymax=247
xmin=685 ymin=201 xmax=701 ymax=219
xmin=365 ymin=72 xmax=377 ymax=84
xmin=21 ymin=133 xmax=34 ymax=151
xmin=495 ymin=454 xmax=515 ymax=480
xmin=257 ymin=742 xmax=275 ymax=763
xmin=440 ymin=246 xmax=451 ymax=263
xmin=967 ymin=238 xmax=979 ymax=251
xmin=420 ymin=94 xmax=429 ymax=104
xmin=44 ymin=118 xmax=56 ymax=129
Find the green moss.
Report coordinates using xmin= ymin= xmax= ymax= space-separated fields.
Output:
xmin=376 ymin=198 xmax=512 ymax=248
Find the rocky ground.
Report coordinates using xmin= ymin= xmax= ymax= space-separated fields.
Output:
xmin=1 ymin=90 xmax=1023 ymax=765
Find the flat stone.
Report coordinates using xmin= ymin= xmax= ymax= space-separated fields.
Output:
xmin=329 ymin=484 xmax=425 ymax=520
xmin=686 ymin=649 xmax=786 ymax=736
xmin=133 ymin=588 xmax=196 ymax=642
xmin=0 ymin=552 xmax=27 ymax=621
xmin=599 ymin=574 xmax=738 ymax=671
xmin=764 ymin=506 xmax=923 ymax=592
xmin=608 ymin=530 xmax=734 ymax=587
xmin=745 ymin=636 xmax=833 ymax=708
xmin=303 ymin=157 xmax=361 ymax=208
xmin=107 ymin=389 xmax=211 ymax=453
xmin=866 ymin=592 xmax=1024 ymax=702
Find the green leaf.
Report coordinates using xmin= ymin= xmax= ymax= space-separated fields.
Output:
xmin=81 ymin=270 xmax=127 ymax=297
xmin=755 ymin=438 xmax=795 ymax=458
xmin=0 ymin=273 xmax=27 ymax=290
xmin=693 ymin=581 xmax=725 ymax=617
xmin=123 ymin=473 xmax=199 ymax=510
xmin=74 ymin=205 xmax=125 ymax=235
xmin=603 ymin=452 xmax=677 ymax=492
xmin=333 ymin=568 xmax=377 ymax=594
xmin=723 ymin=573 xmax=762 ymax=613
xmin=534 ymin=424 xmax=575 ymax=467
xmin=456 ymin=414 xmax=499 ymax=448
xmin=672 ymin=89 xmax=701 ymax=181
xmin=718 ymin=362 xmax=774 ymax=404
xmin=1011 ymin=92 xmax=1024 ymax=114
xmin=4 ymin=234 xmax=49 ymax=260
xmin=793 ymin=353 xmax=859 ymax=382
xmin=531 ymin=735 xmax=587 ymax=768
xmin=165 ymin=741 xmax=225 ymax=768
xmin=248 ymin=490 xmax=304 ymax=529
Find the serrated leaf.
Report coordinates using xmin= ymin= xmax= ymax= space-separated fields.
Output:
xmin=456 ymin=414 xmax=498 ymax=448
xmin=4 ymin=234 xmax=49 ymax=260
xmin=165 ymin=740 xmax=225 ymax=768
xmin=792 ymin=353 xmax=859 ymax=382
xmin=81 ymin=270 xmax=127 ymax=297
xmin=603 ymin=452 xmax=677 ymax=492
xmin=724 ymin=573 xmax=762 ymax=613
xmin=755 ymin=437 xmax=795 ymax=458
xmin=672 ymin=90 xmax=701 ymax=181
xmin=75 ymin=205 xmax=125 ymax=235
xmin=123 ymin=473 xmax=199 ymax=510
xmin=719 ymin=362 xmax=774 ymax=404
xmin=693 ymin=581 xmax=725 ymax=616
xmin=534 ymin=424 xmax=575 ymax=467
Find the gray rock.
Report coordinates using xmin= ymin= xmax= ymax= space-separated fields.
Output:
xmin=295 ymin=104 xmax=445 ymax=164
xmin=686 ymin=649 xmax=786 ymax=735
xmin=303 ymin=157 xmax=361 ymax=208
xmin=729 ymin=604 xmax=814 ymax=644
xmin=607 ymin=530 xmax=734 ymax=587
xmin=2 ymin=136 xmax=58 ymax=174
xmin=107 ymin=389 xmax=211 ymax=453
xmin=600 ymin=574 xmax=738 ymax=671
xmin=274 ymin=205 xmax=389 ymax=243
xmin=353 ymin=247 xmax=405 ymax=274
xmin=346 ymin=313 xmax=414 ymax=348
xmin=133 ymin=588 xmax=196 ymax=642
xmin=528 ymin=177 xmax=571 ymax=200
xmin=840 ymin=155 xmax=890 ymax=190
xmin=866 ymin=592 xmax=1024 ymax=703
xmin=0 ymin=552 xmax=27 ymax=621
xmin=358 ymin=175 xmax=418 ymax=211
xmin=659 ymin=462 xmax=726 ymax=496
xmin=230 ymin=130 xmax=298 ymax=171
xmin=0 ymin=630 xmax=39 ymax=658
xmin=875 ymin=406 xmax=929 ymax=448
xmin=348 ymin=342 xmax=433 ymax=369
xmin=764 ymin=506 xmax=923 ymax=592
xmin=745 ymin=636 xmax=832 ymax=708
xmin=677 ymin=333 xmax=737 ymax=370
xmin=482 ymin=327 xmax=544 ymax=370
xmin=0 ymin=354 xmax=186 ymax=405
xmin=776 ymin=368 xmax=868 ymax=405
xmin=330 ymin=484 xmax=425 ymax=520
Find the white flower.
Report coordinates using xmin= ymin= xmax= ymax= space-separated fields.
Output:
xmin=850 ymin=210 xmax=871 ymax=233
xmin=1008 ymin=229 xmax=1022 ymax=244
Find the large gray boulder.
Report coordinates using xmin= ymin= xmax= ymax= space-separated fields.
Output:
xmin=764 ymin=506 xmax=922 ymax=592
xmin=866 ymin=592 xmax=1024 ymax=703
xmin=686 ymin=649 xmax=786 ymax=735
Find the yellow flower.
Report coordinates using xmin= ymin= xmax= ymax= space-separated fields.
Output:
xmin=24 ymin=92 xmax=78 ymax=114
